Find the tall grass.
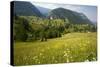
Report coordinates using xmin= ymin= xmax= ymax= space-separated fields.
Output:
xmin=14 ymin=32 xmax=97 ymax=66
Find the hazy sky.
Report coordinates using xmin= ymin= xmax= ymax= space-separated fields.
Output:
xmin=32 ymin=2 xmax=97 ymax=22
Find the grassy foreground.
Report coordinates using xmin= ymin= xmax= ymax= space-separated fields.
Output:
xmin=14 ymin=32 xmax=97 ymax=66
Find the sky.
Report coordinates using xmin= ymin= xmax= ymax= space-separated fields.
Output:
xmin=32 ymin=2 xmax=97 ymax=22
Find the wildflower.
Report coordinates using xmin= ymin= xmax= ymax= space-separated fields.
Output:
xmin=67 ymin=50 xmax=70 ymax=53
xmin=70 ymin=56 xmax=73 ymax=59
xmin=64 ymin=53 xmax=68 ymax=57
xmin=40 ymin=53 xmax=42 ymax=56
xmin=38 ymin=61 xmax=40 ymax=64
xmin=93 ymin=57 xmax=96 ymax=61
xmin=66 ymin=59 xmax=69 ymax=62
xmin=85 ymin=59 xmax=89 ymax=62
xmin=66 ymin=49 xmax=69 ymax=51
xmin=33 ymin=56 xmax=37 ymax=60
xmin=64 ymin=51 xmax=66 ymax=54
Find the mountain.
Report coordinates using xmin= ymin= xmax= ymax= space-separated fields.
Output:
xmin=48 ymin=8 xmax=92 ymax=24
xmin=36 ymin=6 xmax=51 ymax=16
xmin=13 ymin=1 xmax=43 ymax=17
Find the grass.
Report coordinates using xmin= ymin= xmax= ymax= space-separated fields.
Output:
xmin=14 ymin=32 xmax=97 ymax=66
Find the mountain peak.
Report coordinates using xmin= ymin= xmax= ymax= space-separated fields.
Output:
xmin=48 ymin=7 xmax=92 ymax=24
xmin=13 ymin=1 xmax=43 ymax=17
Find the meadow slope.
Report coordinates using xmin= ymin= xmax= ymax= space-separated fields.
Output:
xmin=14 ymin=32 xmax=97 ymax=66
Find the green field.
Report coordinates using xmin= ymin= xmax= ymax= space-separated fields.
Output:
xmin=14 ymin=32 xmax=97 ymax=66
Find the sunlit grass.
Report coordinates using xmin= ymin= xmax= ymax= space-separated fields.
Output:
xmin=14 ymin=32 xmax=97 ymax=66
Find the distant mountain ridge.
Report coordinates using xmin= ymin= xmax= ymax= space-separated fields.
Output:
xmin=13 ymin=1 xmax=93 ymax=25
xmin=47 ymin=8 xmax=92 ymax=24
xmin=13 ymin=1 xmax=43 ymax=17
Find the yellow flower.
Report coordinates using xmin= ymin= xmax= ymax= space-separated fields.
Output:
xmin=38 ymin=61 xmax=40 ymax=64
xmin=64 ymin=51 xmax=67 ymax=54
xmin=66 ymin=59 xmax=69 ymax=62
xmin=64 ymin=53 xmax=68 ymax=57
xmin=40 ymin=53 xmax=42 ymax=56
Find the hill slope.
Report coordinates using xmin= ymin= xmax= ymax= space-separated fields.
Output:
xmin=13 ymin=1 xmax=43 ymax=17
xmin=14 ymin=32 xmax=97 ymax=65
xmin=48 ymin=8 xmax=92 ymax=24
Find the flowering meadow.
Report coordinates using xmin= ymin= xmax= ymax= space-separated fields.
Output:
xmin=14 ymin=32 xmax=97 ymax=66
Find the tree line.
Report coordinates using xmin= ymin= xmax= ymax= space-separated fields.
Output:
xmin=13 ymin=16 xmax=97 ymax=42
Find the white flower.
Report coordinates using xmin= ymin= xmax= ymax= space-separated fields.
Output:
xmin=66 ymin=59 xmax=69 ymax=62
xmin=64 ymin=51 xmax=67 ymax=54
xmin=66 ymin=49 xmax=69 ymax=51
xmin=38 ymin=61 xmax=40 ymax=64
xmin=93 ymin=57 xmax=96 ymax=60
xmin=84 ymin=59 xmax=89 ymax=62
xmin=33 ymin=56 xmax=37 ymax=59
xmin=64 ymin=53 xmax=68 ymax=57
xmin=40 ymin=53 xmax=42 ymax=56
xmin=67 ymin=50 xmax=70 ymax=53
xmin=70 ymin=56 xmax=73 ymax=59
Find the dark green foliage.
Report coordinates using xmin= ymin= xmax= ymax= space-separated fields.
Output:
xmin=40 ymin=31 xmax=47 ymax=41
xmin=13 ymin=16 xmax=97 ymax=42
xmin=13 ymin=16 xmax=30 ymax=41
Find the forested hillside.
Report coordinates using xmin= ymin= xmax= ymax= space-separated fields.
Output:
xmin=48 ymin=8 xmax=92 ymax=24
xmin=13 ymin=16 xmax=96 ymax=42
